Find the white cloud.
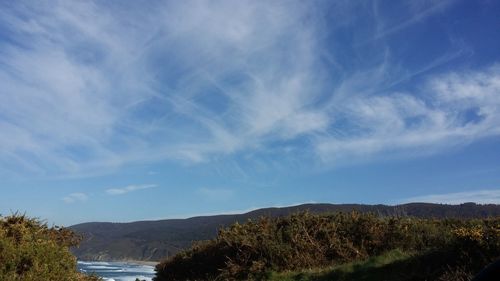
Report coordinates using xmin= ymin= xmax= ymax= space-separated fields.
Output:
xmin=0 ymin=1 xmax=328 ymax=176
xmin=106 ymin=184 xmax=157 ymax=196
xmin=62 ymin=193 xmax=88 ymax=204
xmin=316 ymin=65 xmax=500 ymax=164
xmin=402 ymin=189 xmax=500 ymax=204
xmin=0 ymin=1 xmax=498 ymax=177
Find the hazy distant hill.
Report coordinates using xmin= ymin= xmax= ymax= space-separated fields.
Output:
xmin=70 ymin=202 xmax=500 ymax=261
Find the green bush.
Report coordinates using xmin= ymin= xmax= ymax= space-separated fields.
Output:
xmin=154 ymin=212 xmax=500 ymax=281
xmin=0 ymin=214 xmax=100 ymax=281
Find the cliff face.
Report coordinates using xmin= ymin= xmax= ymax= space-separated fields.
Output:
xmin=70 ymin=202 xmax=500 ymax=261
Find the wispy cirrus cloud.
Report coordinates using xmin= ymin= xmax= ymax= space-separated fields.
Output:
xmin=0 ymin=0 xmax=498 ymax=178
xmin=106 ymin=184 xmax=157 ymax=196
xmin=402 ymin=189 xmax=500 ymax=204
xmin=0 ymin=1 xmax=328 ymax=177
xmin=62 ymin=193 xmax=88 ymax=204
xmin=316 ymin=65 xmax=500 ymax=164
xmin=371 ymin=0 xmax=456 ymax=41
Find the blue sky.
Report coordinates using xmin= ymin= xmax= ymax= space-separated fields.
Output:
xmin=1 ymin=0 xmax=500 ymax=226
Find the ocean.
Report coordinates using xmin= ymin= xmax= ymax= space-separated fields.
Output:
xmin=77 ymin=261 xmax=156 ymax=281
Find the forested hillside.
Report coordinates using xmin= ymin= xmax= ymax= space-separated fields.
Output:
xmin=70 ymin=202 xmax=500 ymax=261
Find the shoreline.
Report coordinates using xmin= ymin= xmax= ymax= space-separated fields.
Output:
xmin=125 ymin=260 xmax=159 ymax=266
xmin=78 ymin=260 xmax=159 ymax=267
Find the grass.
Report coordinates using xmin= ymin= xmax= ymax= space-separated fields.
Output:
xmin=268 ymin=249 xmax=412 ymax=281
xmin=268 ymin=247 xmax=479 ymax=281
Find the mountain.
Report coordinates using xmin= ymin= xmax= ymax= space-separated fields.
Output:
xmin=69 ymin=202 xmax=500 ymax=261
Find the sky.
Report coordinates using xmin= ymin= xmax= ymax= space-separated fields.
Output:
xmin=1 ymin=0 xmax=500 ymax=226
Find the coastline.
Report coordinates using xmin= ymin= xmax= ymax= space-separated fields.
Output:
xmin=78 ymin=260 xmax=156 ymax=280
xmin=124 ymin=260 xmax=159 ymax=266
xmin=77 ymin=259 xmax=159 ymax=267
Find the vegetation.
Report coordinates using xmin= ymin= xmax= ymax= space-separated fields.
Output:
xmin=71 ymin=202 xmax=500 ymax=261
xmin=154 ymin=212 xmax=500 ymax=281
xmin=0 ymin=214 xmax=100 ymax=281
xmin=267 ymin=249 xmax=413 ymax=281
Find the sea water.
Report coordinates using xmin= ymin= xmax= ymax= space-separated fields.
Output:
xmin=78 ymin=261 xmax=156 ymax=281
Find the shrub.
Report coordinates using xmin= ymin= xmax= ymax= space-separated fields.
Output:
xmin=154 ymin=212 xmax=500 ymax=281
xmin=0 ymin=214 xmax=100 ymax=281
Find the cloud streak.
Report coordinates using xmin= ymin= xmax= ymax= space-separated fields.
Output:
xmin=0 ymin=1 xmax=328 ymax=176
xmin=371 ymin=0 xmax=456 ymax=41
xmin=0 ymin=0 xmax=498 ymax=177
xmin=316 ymin=65 xmax=500 ymax=164
xmin=62 ymin=193 xmax=88 ymax=204
xmin=402 ymin=189 xmax=500 ymax=205
xmin=106 ymin=184 xmax=157 ymax=195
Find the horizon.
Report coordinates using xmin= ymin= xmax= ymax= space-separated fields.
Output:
xmin=68 ymin=201 xmax=496 ymax=226
xmin=1 ymin=0 xmax=500 ymax=226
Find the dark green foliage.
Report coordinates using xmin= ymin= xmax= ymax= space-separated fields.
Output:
xmin=0 ymin=214 xmax=101 ymax=281
xmin=154 ymin=212 xmax=500 ymax=281
xmin=71 ymin=202 xmax=500 ymax=261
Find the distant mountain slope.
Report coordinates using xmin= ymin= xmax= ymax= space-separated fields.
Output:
xmin=70 ymin=202 xmax=500 ymax=261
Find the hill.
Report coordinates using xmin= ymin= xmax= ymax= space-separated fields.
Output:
xmin=70 ymin=202 xmax=500 ymax=261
